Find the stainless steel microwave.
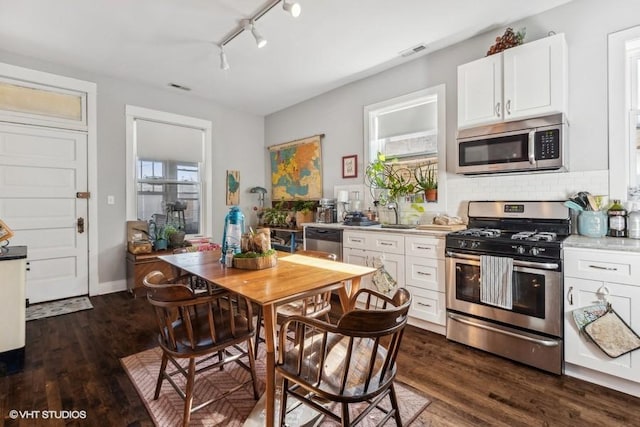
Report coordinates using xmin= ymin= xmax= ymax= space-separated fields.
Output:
xmin=456 ymin=113 xmax=567 ymax=175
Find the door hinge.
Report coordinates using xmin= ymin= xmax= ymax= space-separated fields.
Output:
xmin=76 ymin=192 xmax=91 ymax=199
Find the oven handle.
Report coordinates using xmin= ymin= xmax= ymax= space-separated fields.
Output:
xmin=448 ymin=313 xmax=560 ymax=347
xmin=446 ymin=251 xmax=559 ymax=270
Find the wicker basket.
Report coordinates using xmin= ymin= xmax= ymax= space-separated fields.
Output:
xmin=232 ymin=252 xmax=277 ymax=270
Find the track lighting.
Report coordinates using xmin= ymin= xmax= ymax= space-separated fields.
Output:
xmin=218 ymin=0 xmax=302 ymax=71
xmin=282 ymin=1 xmax=301 ymax=18
xmin=243 ymin=20 xmax=267 ymax=48
xmin=219 ymin=46 xmax=229 ymax=70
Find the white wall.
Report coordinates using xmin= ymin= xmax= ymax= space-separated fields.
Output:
xmin=265 ymin=0 xmax=640 ymax=216
xmin=0 ymin=49 xmax=264 ymax=288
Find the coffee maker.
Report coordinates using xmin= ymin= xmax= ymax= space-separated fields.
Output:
xmin=315 ymin=198 xmax=337 ymax=223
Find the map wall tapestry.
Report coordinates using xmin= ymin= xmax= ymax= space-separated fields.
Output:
xmin=269 ymin=135 xmax=322 ymax=200
xmin=226 ymin=170 xmax=240 ymax=205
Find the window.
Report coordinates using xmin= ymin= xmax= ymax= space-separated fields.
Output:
xmin=364 ymin=85 xmax=446 ymax=212
xmin=126 ymin=106 xmax=212 ymax=237
xmin=136 ymin=159 xmax=201 ymax=234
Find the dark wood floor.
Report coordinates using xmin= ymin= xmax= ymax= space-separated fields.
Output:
xmin=1 ymin=292 xmax=639 ymax=426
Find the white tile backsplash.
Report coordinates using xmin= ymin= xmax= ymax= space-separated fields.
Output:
xmin=446 ymin=170 xmax=609 ymax=219
xmin=333 ymin=170 xmax=609 ymax=224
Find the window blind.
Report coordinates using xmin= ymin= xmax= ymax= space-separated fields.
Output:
xmin=135 ymin=119 xmax=204 ymax=162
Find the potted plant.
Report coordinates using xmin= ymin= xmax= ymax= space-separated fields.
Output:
xmin=365 ymin=152 xmax=416 ymax=205
xmin=414 ymin=163 xmax=438 ymax=202
xmin=164 ymin=224 xmax=186 ymax=248
xmin=262 ymin=199 xmax=289 ymax=227
xmin=293 ymin=200 xmax=316 ymax=227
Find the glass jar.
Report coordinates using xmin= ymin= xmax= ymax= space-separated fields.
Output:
xmin=607 ymin=199 xmax=627 ymax=237
xmin=628 ymin=210 xmax=640 ymax=239
xmin=578 ymin=210 xmax=608 ymax=238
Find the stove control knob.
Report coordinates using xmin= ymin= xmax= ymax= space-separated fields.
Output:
xmin=471 ymin=241 xmax=480 ymax=249
xmin=530 ymin=247 xmax=540 ymax=256
xmin=515 ymin=245 xmax=526 ymax=255
xmin=459 ymin=240 xmax=468 ymax=248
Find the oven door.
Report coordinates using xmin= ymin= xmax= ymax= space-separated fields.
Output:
xmin=445 ymin=252 xmax=562 ymax=338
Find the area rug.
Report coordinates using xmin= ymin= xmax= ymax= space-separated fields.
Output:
xmin=121 ymin=346 xmax=431 ymax=426
xmin=26 ymin=296 xmax=93 ymax=321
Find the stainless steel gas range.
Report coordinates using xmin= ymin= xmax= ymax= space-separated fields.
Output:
xmin=445 ymin=200 xmax=570 ymax=374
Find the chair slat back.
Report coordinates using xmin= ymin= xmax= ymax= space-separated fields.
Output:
xmin=281 ymin=288 xmax=412 ymax=399
xmin=142 ymin=271 xmax=254 ymax=353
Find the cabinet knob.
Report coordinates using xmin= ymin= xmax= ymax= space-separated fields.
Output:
xmin=506 ymin=99 xmax=512 ymax=115
xmin=495 ymin=102 xmax=501 ymax=117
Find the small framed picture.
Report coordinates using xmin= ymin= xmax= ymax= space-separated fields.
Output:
xmin=342 ymin=155 xmax=357 ymax=178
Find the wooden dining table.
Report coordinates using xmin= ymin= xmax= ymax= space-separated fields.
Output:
xmin=158 ymin=250 xmax=376 ymax=427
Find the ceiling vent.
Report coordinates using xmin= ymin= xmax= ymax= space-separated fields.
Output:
xmin=399 ymin=43 xmax=427 ymax=58
xmin=168 ymin=83 xmax=191 ymax=91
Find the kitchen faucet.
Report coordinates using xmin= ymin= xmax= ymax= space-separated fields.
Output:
xmin=387 ymin=202 xmax=398 ymax=224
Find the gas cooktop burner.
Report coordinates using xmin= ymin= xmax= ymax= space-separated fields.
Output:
xmin=458 ymin=228 xmax=502 ymax=237
xmin=511 ymin=231 xmax=557 ymax=242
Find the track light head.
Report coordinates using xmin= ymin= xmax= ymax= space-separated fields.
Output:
xmin=219 ymin=47 xmax=230 ymax=71
xmin=243 ymin=19 xmax=267 ymax=48
xmin=282 ymin=1 xmax=301 ymax=18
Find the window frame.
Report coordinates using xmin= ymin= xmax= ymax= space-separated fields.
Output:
xmin=363 ymin=85 xmax=446 ymax=213
xmin=125 ymin=105 xmax=212 ymax=238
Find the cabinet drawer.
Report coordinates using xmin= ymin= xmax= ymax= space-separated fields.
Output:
xmin=405 ymin=236 xmax=444 ymax=259
xmin=565 ymin=248 xmax=640 ymax=286
xmin=343 ymin=231 xmax=404 ymax=254
xmin=406 ymin=285 xmax=445 ymax=326
xmin=405 ymin=256 xmax=445 ymax=292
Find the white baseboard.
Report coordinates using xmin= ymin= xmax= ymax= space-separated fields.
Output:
xmin=93 ymin=279 xmax=127 ymax=296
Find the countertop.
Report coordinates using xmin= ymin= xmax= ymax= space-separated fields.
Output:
xmin=301 ymin=222 xmax=450 ymax=237
xmin=0 ymin=245 xmax=27 ymax=261
xmin=564 ymin=235 xmax=640 ymax=253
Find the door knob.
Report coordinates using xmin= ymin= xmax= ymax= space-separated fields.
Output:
xmin=77 ymin=217 xmax=85 ymax=233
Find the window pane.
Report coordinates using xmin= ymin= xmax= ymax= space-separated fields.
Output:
xmin=136 ymin=159 xmax=202 ymax=235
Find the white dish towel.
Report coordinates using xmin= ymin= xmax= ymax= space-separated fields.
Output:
xmin=480 ymin=255 xmax=513 ymax=310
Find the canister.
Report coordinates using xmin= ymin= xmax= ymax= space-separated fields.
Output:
xmin=578 ymin=211 xmax=608 ymax=238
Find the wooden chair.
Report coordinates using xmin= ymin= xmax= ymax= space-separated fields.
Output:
xmin=254 ymin=250 xmax=337 ymax=357
xmin=275 ymin=287 xmax=412 ymax=427
xmin=142 ymin=271 xmax=260 ymax=427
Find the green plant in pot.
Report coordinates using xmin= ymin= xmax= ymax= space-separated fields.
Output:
xmin=365 ymin=152 xmax=416 ymax=205
xmin=414 ymin=163 xmax=438 ymax=202
xmin=262 ymin=199 xmax=289 ymax=227
xmin=164 ymin=224 xmax=186 ymax=248
xmin=293 ymin=199 xmax=316 ymax=227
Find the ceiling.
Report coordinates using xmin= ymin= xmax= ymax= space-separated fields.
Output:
xmin=0 ymin=0 xmax=572 ymax=116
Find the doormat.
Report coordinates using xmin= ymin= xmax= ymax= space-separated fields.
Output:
xmin=26 ymin=296 xmax=93 ymax=321
xmin=121 ymin=346 xmax=431 ymax=426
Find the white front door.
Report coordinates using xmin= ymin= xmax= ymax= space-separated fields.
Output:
xmin=0 ymin=122 xmax=88 ymax=303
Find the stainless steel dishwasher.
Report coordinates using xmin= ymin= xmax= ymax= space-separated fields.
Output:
xmin=303 ymin=227 xmax=343 ymax=261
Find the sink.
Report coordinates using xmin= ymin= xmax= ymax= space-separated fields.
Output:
xmin=380 ymin=224 xmax=416 ymax=229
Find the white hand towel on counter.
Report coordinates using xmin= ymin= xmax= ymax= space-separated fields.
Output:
xmin=480 ymin=255 xmax=513 ymax=310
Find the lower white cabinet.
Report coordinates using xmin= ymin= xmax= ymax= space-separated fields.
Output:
xmin=405 ymin=236 xmax=446 ymax=327
xmin=343 ymin=246 xmax=405 ymax=303
xmin=343 ymin=230 xmax=447 ymax=334
xmin=564 ymin=247 xmax=640 ymax=396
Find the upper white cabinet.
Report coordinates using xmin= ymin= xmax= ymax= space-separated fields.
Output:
xmin=458 ymin=33 xmax=567 ymax=129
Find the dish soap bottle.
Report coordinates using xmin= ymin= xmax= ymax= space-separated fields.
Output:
xmin=607 ymin=199 xmax=627 ymax=237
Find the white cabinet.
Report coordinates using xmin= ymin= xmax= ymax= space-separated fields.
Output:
xmin=343 ymin=230 xmax=447 ymax=334
xmin=0 ymin=246 xmax=27 ymax=374
xmin=343 ymin=230 xmax=405 ymax=299
xmin=564 ymin=247 xmax=640 ymax=397
xmin=457 ymin=33 xmax=567 ymax=129
xmin=405 ymin=236 xmax=446 ymax=328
